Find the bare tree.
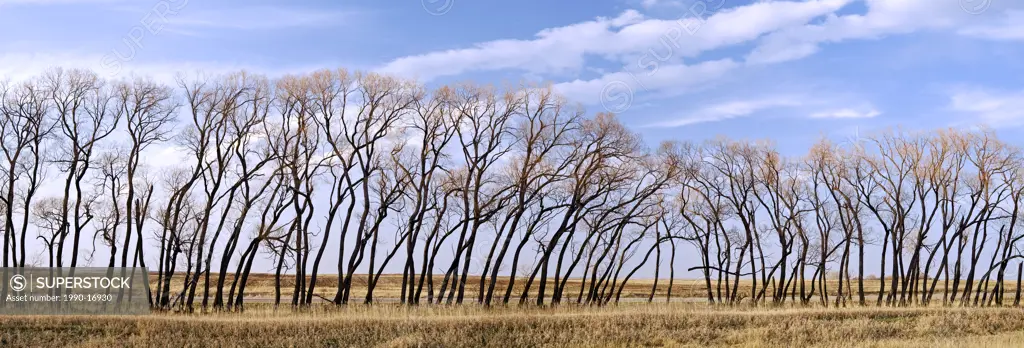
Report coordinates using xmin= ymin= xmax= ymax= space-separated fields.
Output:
xmin=0 ymin=78 xmax=53 ymax=269
xmin=115 ymin=77 xmax=178 ymax=273
xmin=45 ymin=68 xmax=122 ymax=268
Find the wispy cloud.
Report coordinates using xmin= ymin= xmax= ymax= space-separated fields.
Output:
xmin=745 ymin=0 xmax=1024 ymax=65
xmin=166 ymin=6 xmax=358 ymax=32
xmin=959 ymin=10 xmax=1024 ymax=41
xmin=809 ymin=108 xmax=881 ymax=119
xmin=950 ymin=88 xmax=1024 ymax=128
xmin=0 ymin=0 xmax=121 ymax=5
xmin=378 ymin=0 xmax=850 ymax=82
xmin=0 ymin=51 xmax=341 ymax=84
xmin=639 ymin=0 xmax=683 ymax=9
xmin=641 ymin=97 xmax=804 ymax=128
xmin=637 ymin=95 xmax=882 ymax=128
xmin=553 ymin=59 xmax=738 ymax=106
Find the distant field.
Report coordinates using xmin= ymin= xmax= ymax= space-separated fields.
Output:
xmin=3 ymin=305 xmax=1024 ymax=347
xmin=151 ymin=272 xmax=1022 ymax=305
xmin=151 ymin=272 xmax=730 ymax=303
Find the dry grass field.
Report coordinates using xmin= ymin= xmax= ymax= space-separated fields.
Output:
xmin=151 ymin=272 xmax=740 ymax=302
xmin=3 ymin=305 xmax=1024 ymax=347
xmin=3 ymin=274 xmax=1023 ymax=347
xmin=153 ymin=272 xmax=1021 ymax=304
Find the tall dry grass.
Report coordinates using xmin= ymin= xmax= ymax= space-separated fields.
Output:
xmin=3 ymin=304 xmax=1024 ymax=347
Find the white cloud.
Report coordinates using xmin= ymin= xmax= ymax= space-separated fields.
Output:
xmin=0 ymin=0 xmax=120 ymax=5
xmin=641 ymin=97 xmax=804 ymax=128
xmin=375 ymin=0 xmax=1024 ymax=112
xmin=959 ymin=10 xmax=1024 ymax=41
xmin=377 ymin=0 xmax=852 ymax=82
xmin=376 ymin=10 xmax=645 ymax=81
xmin=552 ymin=58 xmax=737 ymax=105
xmin=0 ymin=52 xmax=334 ymax=84
xmin=809 ymin=108 xmax=880 ymax=119
xmin=949 ymin=88 xmax=1024 ymax=128
xmin=167 ymin=6 xmax=357 ymax=31
xmin=746 ymin=0 xmax=1024 ymax=65
xmin=636 ymin=94 xmax=881 ymax=127
xmin=639 ymin=0 xmax=682 ymax=9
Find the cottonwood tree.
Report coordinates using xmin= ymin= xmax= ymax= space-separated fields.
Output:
xmin=44 ymin=69 xmax=121 ymax=268
xmin=393 ymin=86 xmax=457 ymax=305
xmin=335 ymin=73 xmax=419 ymax=305
xmin=304 ymin=69 xmax=354 ymax=306
xmin=210 ymin=75 xmax=274 ymax=309
xmin=92 ymin=150 xmax=128 ymax=268
xmin=115 ymin=78 xmax=178 ymax=274
xmin=484 ymin=86 xmax=581 ymax=306
xmin=31 ymin=197 xmax=64 ymax=268
xmin=438 ymin=84 xmax=517 ymax=305
xmin=0 ymin=79 xmax=53 ymax=269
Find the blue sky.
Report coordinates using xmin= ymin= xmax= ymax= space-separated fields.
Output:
xmin=1 ymin=0 xmax=1023 ymax=275
xmin=2 ymin=0 xmax=1023 ymax=155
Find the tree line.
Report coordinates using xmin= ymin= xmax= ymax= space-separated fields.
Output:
xmin=0 ymin=67 xmax=1022 ymax=312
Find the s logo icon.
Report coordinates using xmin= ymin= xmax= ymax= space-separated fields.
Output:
xmin=10 ymin=274 xmax=26 ymax=292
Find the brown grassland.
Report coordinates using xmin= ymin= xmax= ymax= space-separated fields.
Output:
xmin=149 ymin=273 xmax=972 ymax=302
xmin=2 ymin=274 xmax=1024 ymax=347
